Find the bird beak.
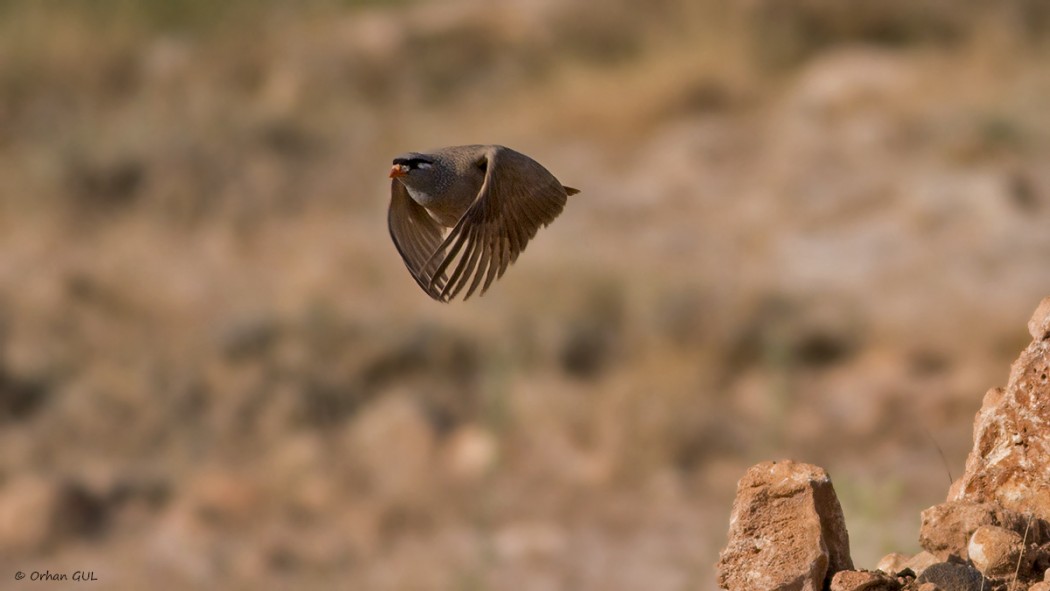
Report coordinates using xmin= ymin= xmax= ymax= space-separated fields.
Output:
xmin=389 ymin=164 xmax=409 ymax=179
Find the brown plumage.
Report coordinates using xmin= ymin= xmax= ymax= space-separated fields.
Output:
xmin=387 ymin=145 xmax=578 ymax=302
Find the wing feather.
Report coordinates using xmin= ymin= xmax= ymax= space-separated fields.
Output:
xmin=388 ymin=180 xmax=447 ymax=297
xmin=390 ymin=146 xmax=574 ymax=302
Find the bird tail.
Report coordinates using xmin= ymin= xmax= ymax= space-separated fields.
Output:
xmin=563 ymin=186 xmax=580 ymax=196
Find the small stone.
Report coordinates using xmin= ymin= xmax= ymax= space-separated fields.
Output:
xmin=903 ymin=551 xmax=942 ymax=576
xmin=876 ymin=552 xmax=910 ymax=575
xmin=829 ymin=569 xmax=901 ymax=591
xmin=716 ymin=460 xmax=853 ymax=591
xmin=1032 ymin=583 xmax=1050 ymax=591
xmin=968 ymin=524 xmax=1026 ymax=578
xmin=916 ymin=562 xmax=986 ymax=591
xmin=1029 ymin=296 xmax=1050 ymax=340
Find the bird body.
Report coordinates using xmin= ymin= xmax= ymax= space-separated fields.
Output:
xmin=387 ymin=144 xmax=577 ymax=302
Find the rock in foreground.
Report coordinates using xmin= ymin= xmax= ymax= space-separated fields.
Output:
xmin=829 ymin=569 xmax=901 ymax=590
xmin=915 ymin=561 xmax=987 ymax=591
xmin=717 ymin=298 xmax=1050 ymax=590
xmin=717 ymin=460 xmax=853 ymax=591
xmin=918 ymin=500 xmax=1041 ymax=562
xmin=948 ymin=297 xmax=1050 ymax=520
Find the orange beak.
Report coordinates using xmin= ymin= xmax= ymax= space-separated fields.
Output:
xmin=389 ymin=164 xmax=409 ymax=179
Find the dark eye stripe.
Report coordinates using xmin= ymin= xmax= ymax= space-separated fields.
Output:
xmin=392 ymin=157 xmax=433 ymax=168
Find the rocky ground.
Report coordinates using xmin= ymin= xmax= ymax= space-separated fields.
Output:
xmin=1 ymin=1 xmax=1050 ymax=590
xmin=717 ymin=299 xmax=1050 ymax=591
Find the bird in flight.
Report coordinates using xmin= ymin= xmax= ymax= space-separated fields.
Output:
xmin=387 ymin=145 xmax=578 ymax=302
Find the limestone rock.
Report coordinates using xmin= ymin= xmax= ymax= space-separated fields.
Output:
xmin=915 ymin=562 xmax=986 ymax=591
xmin=949 ymin=298 xmax=1050 ymax=520
xmin=967 ymin=524 xmax=1027 ymax=579
xmin=1030 ymin=296 xmax=1050 ymax=340
xmin=716 ymin=460 xmax=853 ymax=591
xmin=903 ymin=551 xmax=941 ymax=576
xmin=876 ymin=552 xmax=910 ymax=575
xmin=829 ymin=569 xmax=901 ymax=591
xmin=919 ymin=501 xmax=1040 ymax=561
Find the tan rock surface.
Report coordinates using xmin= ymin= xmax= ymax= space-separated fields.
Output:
xmin=717 ymin=460 xmax=853 ymax=591
xmin=903 ymin=551 xmax=941 ymax=576
xmin=875 ymin=552 xmax=910 ymax=576
xmin=918 ymin=501 xmax=1040 ymax=561
xmin=967 ymin=524 xmax=1027 ymax=579
xmin=948 ymin=304 xmax=1050 ymax=520
xmin=829 ymin=569 xmax=901 ymax=591
xmin=1029 ymin=296 xmax=1050 ymax=340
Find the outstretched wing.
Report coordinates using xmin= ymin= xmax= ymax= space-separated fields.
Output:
xmin=423 ymin=146 xmax=571 ymax=302
xmin=388 ymin=180 xmax=448 ymax=297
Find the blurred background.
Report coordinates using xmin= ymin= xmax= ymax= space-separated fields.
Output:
xmin=1 ymin=0 xmax=1049 ymax=589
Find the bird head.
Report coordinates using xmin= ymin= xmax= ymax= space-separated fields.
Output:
xmin=389 ymin=152 xmax=459 ymax=200
xmin=389 ymin=154 xmax=435 ymax=179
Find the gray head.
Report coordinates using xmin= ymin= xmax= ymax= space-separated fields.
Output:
xmin=388 ymin=152 xmax=455 ymax=201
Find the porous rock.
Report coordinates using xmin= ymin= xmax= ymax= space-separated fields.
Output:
xmin=915 ymin=561 xmax=986 ymax=591
xmin=919 ymin=500 xmax=1038 ymax=561
xmin=717 ymin=460 xmax=853 ymax=591
xmin=948 ymin=298 xmax=1050 ymax=520
xmin=967 ymin=524 xmax=1027 ymax=579
xmin=829 ymin=569 xmax=901 ymax=591
xmin=1029 ymin=296 xmax=1050 ymax=340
